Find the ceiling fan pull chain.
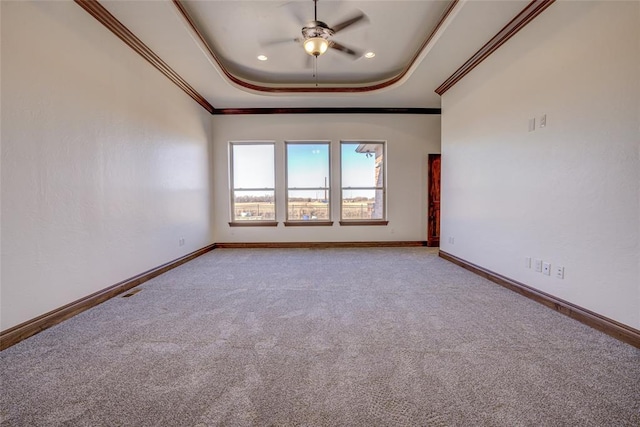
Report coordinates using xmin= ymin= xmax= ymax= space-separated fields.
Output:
xmin=313 ymin=56 xmax=317 ymax=85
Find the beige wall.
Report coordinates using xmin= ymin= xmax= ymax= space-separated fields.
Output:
xmin=212 ymin=114 xmax=440 ymax=243
xmin=440 ymin=1 xmax=640 ymax=328
xmin=1 ymin=1 xmax=213 ymax=330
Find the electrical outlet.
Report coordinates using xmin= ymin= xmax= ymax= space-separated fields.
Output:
xmin=540 ymin=114 xmax=547 ymax=128
xmin=525 ymin=257 xmax=531 ymax=268
xmin=542 ymin=262 xmax=551 ymax=276
xmin=179 ymin=237 xmax=185 ymax=247
xmin=555 ymin=266 xmax=565 ymax=279
xmin=534 ymin=258 xmax=543 ymax=272
xmin=448 ymin=237 xmax=455 ymax=244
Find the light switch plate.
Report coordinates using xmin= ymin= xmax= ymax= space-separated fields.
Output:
xmin=534 ymin=258 xmax=543 ymax=272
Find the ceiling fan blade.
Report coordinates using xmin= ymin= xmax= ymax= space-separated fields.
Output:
xmin=261 ymin=37 xmax=301 ymax=47
xmin=331 ymin=11 xmax=368 ymax=34
xmin=329 ymin=41 xmax=362 ymax=58
xmin=278 ymin=1 xmax=307 ymax=26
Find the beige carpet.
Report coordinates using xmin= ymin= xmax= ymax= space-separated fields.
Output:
xmin=1 ymin=247 xmax=639 ymax=426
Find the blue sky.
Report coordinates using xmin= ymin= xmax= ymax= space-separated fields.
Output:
xmin=287 ymin=143 xmax=329 ymax=189
xmin=341 ymin=143 xmax=377 ymax=188
xmin=232 ymin=142 xmax=379 ymax=199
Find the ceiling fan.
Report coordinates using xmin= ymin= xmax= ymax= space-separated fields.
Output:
xmin=269 ymin=0 xmax=369 ymax=59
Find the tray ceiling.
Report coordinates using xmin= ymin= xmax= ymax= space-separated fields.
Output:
xmin=179 ymin=0 xmax=453 ymax=86
xmin=96 ymin=0 xmax=548 ymax=109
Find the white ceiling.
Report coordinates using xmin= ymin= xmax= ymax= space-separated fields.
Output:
xmin=100 ymin=0 xmax=531 ymax=109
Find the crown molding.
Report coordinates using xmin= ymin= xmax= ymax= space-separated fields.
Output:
xmin=74 ymin=0 xmax=214 ymax=114
xmin=75 ymin=0 xmax=553 ymax=112
xmin=212 ymin=108 xmax=441 ymax=116
xmin=435 ymin=0 xmax=556 ymax=96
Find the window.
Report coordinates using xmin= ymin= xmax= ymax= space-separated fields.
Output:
xmin=285 ymin=142 xmax=331 ymax=224
xmin=229 ymin=142 xmax=276 ymax=224
xmin=340 ymin=141 xmax=386 ymax=223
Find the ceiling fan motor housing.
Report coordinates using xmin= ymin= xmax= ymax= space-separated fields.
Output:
xmin=302 ymin=21 xmax=334 ymax=40
xmin=302 ymin=21 xmax=334 ymax=57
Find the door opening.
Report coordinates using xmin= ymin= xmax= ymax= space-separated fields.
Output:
xmin=427 ymin=154 xmax=441 ymax=247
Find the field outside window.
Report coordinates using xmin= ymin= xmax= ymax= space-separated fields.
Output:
xmin=341 ymin=142 xmax=385 ymax=221
xmin=286 ymin=142 xmax=330 ymax=222
xmin=230 ymin=142 xmax=275 ymax=222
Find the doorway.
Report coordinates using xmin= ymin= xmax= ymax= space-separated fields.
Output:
xmin=427 ymin=154 xmax=441 ymax=247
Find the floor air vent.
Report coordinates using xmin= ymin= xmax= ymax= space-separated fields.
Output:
xmin=122 ymin=289 xmax=142 ymax=298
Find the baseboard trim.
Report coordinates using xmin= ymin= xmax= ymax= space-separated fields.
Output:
xmin=439 ymin=251 xmax=640 ymax=348
xmin=0 ymin=244 xmax=216 ymax=351
xmin=215 ymin=241 xmax=427 ymax=249
xmin=426 ymin=239 xmax=440 ymax=248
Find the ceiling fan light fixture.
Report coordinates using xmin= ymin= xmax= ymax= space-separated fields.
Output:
xmin=304 ymin=37 xmax=329 ymax=57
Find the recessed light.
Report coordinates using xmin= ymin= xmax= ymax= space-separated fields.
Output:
xmin=364 ymin=52 xmax=376 ymax=59
xmin=257 ymin=55 xmax=268 ymax=61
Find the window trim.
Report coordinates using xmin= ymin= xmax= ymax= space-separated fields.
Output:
xmin=229 ymin=221 xmax=278 ymax=227
xmin=339 ymin=140 xmax=387 ymax=224
xmin=339 ymin=220 xmax=389 ymax=226
xmin=283 ymin=221 xmax=334 ymax=227
xmin=284 ymin=140 xmax=332 ymax=224
xmin=229 ymin=141 xmax=277 ymax=225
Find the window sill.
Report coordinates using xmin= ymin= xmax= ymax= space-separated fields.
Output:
xmin=229 ymin=221 xmax=278 ymax=227
xmin=339 ymin=220 xmax=389 ymax=226
xmin=284 ymin=221 xmax=334 ymax=227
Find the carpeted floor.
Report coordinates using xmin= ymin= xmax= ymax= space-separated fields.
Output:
xmin=1 ymin=247 xmax=639 ymax=426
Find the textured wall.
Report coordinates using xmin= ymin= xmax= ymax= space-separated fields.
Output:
xmin=1 ymin=1 xmax=213 ymax=330
xmin=212 ymin=114 xmax=441 ymax=243
xmin=440 ymin=1 xmax=639 ymax=328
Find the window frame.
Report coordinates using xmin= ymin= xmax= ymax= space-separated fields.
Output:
xmin=339 ymin=140 xmax=388 ymax=225
xmin=228 ymin=141 xmax=278 ymax=227
xmin=284 ymin=140 xmax=333 ymax=226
